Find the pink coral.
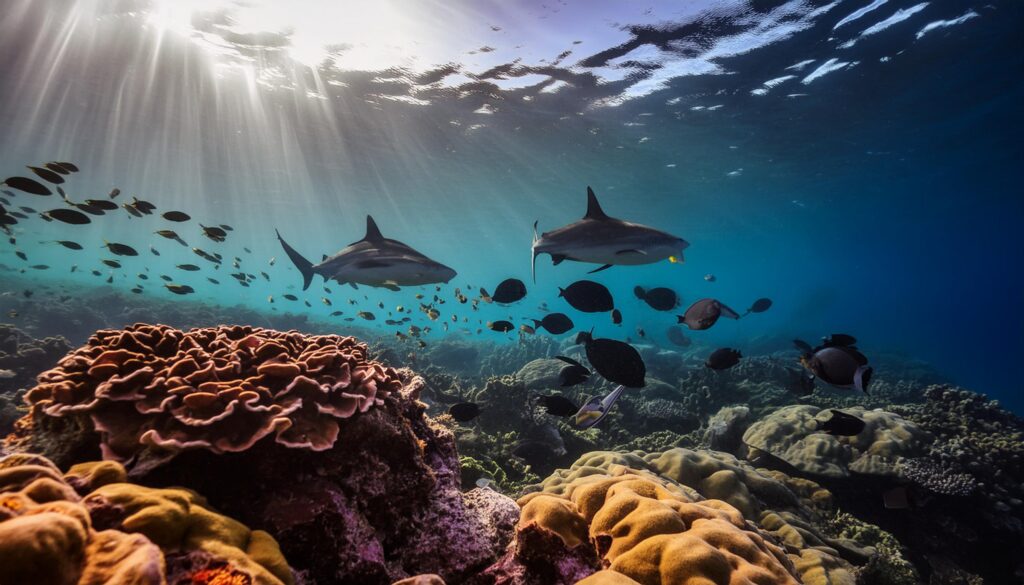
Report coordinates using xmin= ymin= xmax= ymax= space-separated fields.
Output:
xmin=13 ymin=324 xmax=406 ymax=461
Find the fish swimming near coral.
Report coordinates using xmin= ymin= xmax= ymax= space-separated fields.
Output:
xmin=576 ymin=330 xmax=645 ymax=388
xmin=572 ymin=384 xmax=626 ymax=429
xmin=531 ymin=186 xmax=689 ymax=280
xmin=819 ymin=409 xmax=866 ymax=436
xmin=277 ymin=215 xmax=456 ymax=291
xmin=794 ymin=334 xmax=873 ymax=394
xmin=634 ymin=286 xmax=679 ymax=311
xmin=554 ymin=355 xmax=591 ymax=387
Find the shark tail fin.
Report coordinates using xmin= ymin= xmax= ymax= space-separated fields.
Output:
xmin=531 ymin=220 xmax=540 ymax=283
xmin=276 ymin=229 xmax=315 ymax=291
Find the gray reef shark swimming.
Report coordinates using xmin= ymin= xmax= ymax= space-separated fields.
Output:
xmin=531 ymin=186 xmax=689 ymax=281
xmin=277 ymin=216 xmax=456 ymax=290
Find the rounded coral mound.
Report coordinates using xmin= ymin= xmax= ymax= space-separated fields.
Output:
xmin=742 ymin=405 xmax=929 ymax=478
xmin=11 ymin=323 xmax=405 ymax=463
xmin=517 ymin=471 xmax=800 ymax=585
xmin=0 ymin=453 xmax=291 ymax=585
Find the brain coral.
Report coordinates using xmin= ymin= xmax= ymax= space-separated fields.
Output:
xmin=516 ymin=471 xmax=801 ymax=585
xmin=0 ymin=453 xmax=291 ymax=585
xmin=742 ymin=405 xmax=930 ymax=478
xmin=10 ymin=323 xmax=406 ymax=465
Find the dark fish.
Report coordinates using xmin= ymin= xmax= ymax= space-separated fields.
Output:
xmin=530 ymin=312 xmax=574 ymax=335
xmin=8 ymin=211 xmax=28 ymax=219
xmin=611 ymin=308 xmax=622 ymax=324
xmin=820 ymin=410 xmax=866 ymax=436
xmin=554 ymin=355 xmax=590 ymax=387
xmin=130 ymin=287 xmax=144 ymax=294
xmin=159 ymin=275 xmax=173 ymax=282
xmin=18 ymin=206 xmax=35 ymax=213
xmin=219 ymin=224 xmax=233 ymax=231
xmin=150 ymin=246 xmax=160 ymax=256
xmin=282 ymin=294 xmax=298 ymax=301
xmin=132 ymin=197 xmax=156 ymax=214
xmin=42 ymin=208 xmax=90 ymax=224
xmin=576 ymin=331 xmax=645 ymax=388
xmin=558 ymin=280 xmax=614 ymax=313
xmin=155 ymin=230 xmax=187 ymax=245
xmin=16 ymin=251 xmax=27 ymax=261
xmin=176 ymin=264 xmax=201 ymax=271
xmin=193 ymin=248 xmax=221 ymax=264
xmin=200 ymin=224 xmax=227 ymax=241
xmin=30 ymin=264 xmax=49 ymax=270
xmin=491 ymin=278 xmax=527 ymax=304
xmin=43 ymin=163 xmax=69 ymax=175
xmin=487 ymin=320 xmax=514 ymax=332
xmin=512 ymin=440 xmax=557 ymax=467
xmin=3 ymin=176 xmax=51 ymax=195
xmin=666 ymin=326 xmax=691 ymax=347
xmin=106 ymin=275 xmax=114 ymax=284
xmin=91 ymin=270 xmax=101 ymax=276
xmin=358 ymin=311 xmax=376 ymax=320
xmin=535 ymin=395 xmax=578 ymax=417
xmin=137 ymin=273 xmax=149 ymax=280
xmin=55 ymin=162 xmax=79 ymax=172
xmin=448 ymin=402 xmax=480 ymax=422
xmin=705 ymin=348 xmax=742 ymax=370
xmin=800 ymin=346 xmax=872 ymax=394
xmin=162 ymin=211 xmax=191 ymax=222
xmin=633 ymin=286 xmax=679 ymax=311
xmin=165 ymin=284 xmax=194 ymax=295
xmin=207 ymin=277 xmax=220 ymax=284
xmin=109 ymin=188 xmax=121 ymax=199
xmin=85 ymin=199 xmax=119 ymax=210
xmin=744 ymin=298 xmax=773 ymax=315
xmin=104 ymin=242 xmax=139 ymax=256
xmin=677 ymin=298 xmax=740 ymax=330
xmin=54 ymin=240 xmax=83 ymax=250
xmin=123 ymin=203 xmax=143 ymax=218
xmin=102 ymin=259 xmax=122 ymax=268
xmin=27 ymin=166 xmax=64 ymax=184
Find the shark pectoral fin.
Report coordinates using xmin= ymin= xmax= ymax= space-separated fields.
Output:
xmin=587 ymin=264 xmax=613 ymax=274
xmin=349 ymin=282 xmax=359 ymax=290
xmin=551 ymin=254 xmax=567 ymax=266
xmin=615 ymin=249 xmax=647 ymax=256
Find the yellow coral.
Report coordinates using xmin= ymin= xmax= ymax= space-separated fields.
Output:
xmin=87 ymin=483 xmax=293 ymax=585
xmin=519 ymin=472 xmax=799 ymax=585
xmin=0 ymin=454 xmax=292 ymax=585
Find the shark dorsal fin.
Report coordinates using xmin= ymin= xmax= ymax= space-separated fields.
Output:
xmin=364 ymin=215 xmax=384 ymax=242
xmin=584 ymin=186 xmax=609 ymax=220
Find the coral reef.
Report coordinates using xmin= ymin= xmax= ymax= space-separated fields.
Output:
xmin=742 ymin=405 xmax=929 ymax=478
xmin=6 ymin=324 xmax=519 ymax=585
xmin=0 ymin=452 xmax=290 ymax=585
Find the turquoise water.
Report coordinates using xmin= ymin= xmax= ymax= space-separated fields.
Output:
xmin=1 ymin=0 xmax=1021 ymax=410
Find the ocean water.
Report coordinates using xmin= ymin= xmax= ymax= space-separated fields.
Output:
xmin=1 ymin=0 xmax=1021 ymax=413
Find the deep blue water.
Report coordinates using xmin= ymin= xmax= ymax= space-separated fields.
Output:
xmin=1 ymin=0 xmax=1021 ymax=411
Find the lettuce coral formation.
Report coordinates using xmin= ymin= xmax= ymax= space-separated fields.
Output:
xmin=0 ymin=453 xmax=290 ymax=585
xmin=11 ymin=323 xmax=403 ymax=465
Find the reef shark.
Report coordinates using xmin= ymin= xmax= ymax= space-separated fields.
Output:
xmin=531 ymin=186 xmax=689 ymax=281
xmin=276 ymin=215 xmax=456 ymax=291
